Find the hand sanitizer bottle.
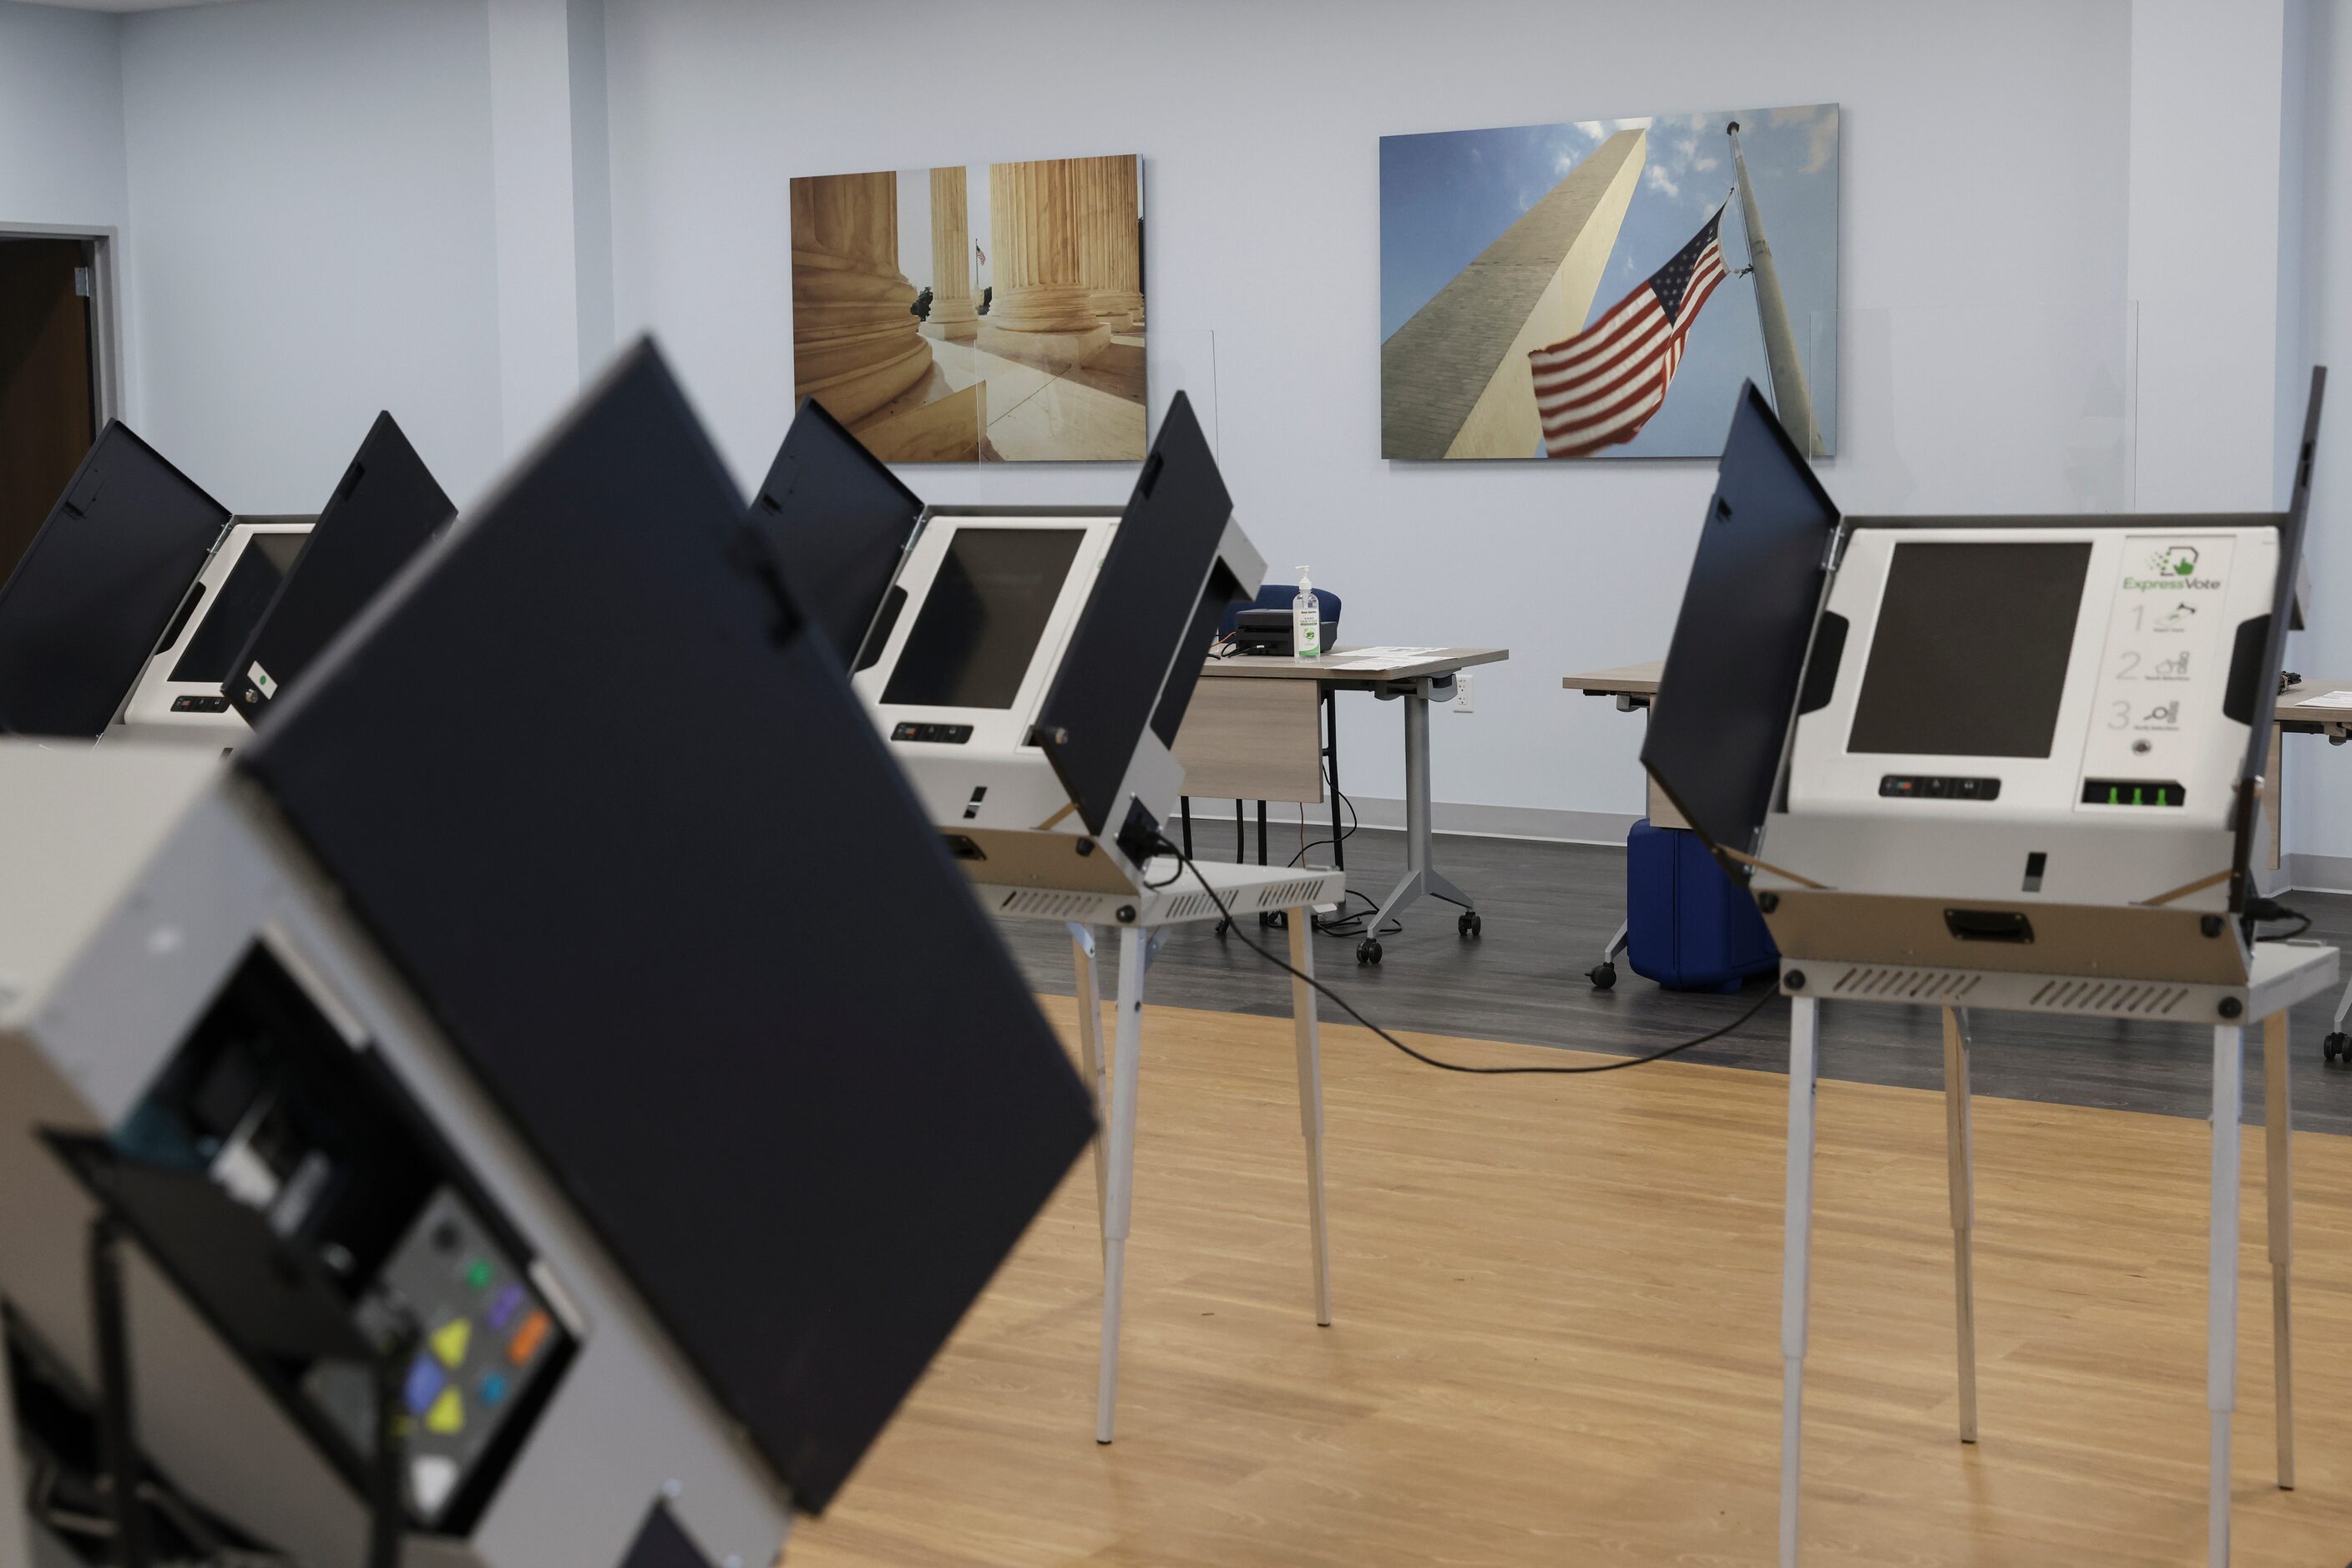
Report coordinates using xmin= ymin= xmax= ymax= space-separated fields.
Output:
xmin=1292 ymin=566 xmax=1321 ymax=660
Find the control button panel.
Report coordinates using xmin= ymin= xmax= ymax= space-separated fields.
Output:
xmin=2080 ymin=777 xmax=2187 ymax=807
xmin=891 ymin=721 xmax=973 ymax=744
xmin=1879 ymin=774 xmax=2002 ymax=802
xmin=169 ymin=694 xmax=231 ymax=713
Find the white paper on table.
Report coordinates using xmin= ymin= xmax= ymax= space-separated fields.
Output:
xmin=1320 ymin=645 xmax=1449 ymax=669
xmin=2294 ymin=689 xmax=2352 ymax=707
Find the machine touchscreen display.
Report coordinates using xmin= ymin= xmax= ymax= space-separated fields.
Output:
xmin=1846 ymin=539 xmax=2091 ymax=758
xmin=881 ymin=528 xmax=1084 ymax=710
xmin=170 ymin=532 xmax=308 ymax=683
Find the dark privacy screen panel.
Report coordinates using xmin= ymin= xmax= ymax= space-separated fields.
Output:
xmin=226 ymin=412 xmax=454 ymax=716
xmin=0 ymin=422 xmax=227 ymax=737
xmin=1035 ymin=391 xmax=1242 ymax=835
xmin=239 ymin=342 xmax=1094 ymax=1514
xmin=752 ymin=397 xmax=926 ymax=668
xmin=2234 ymin=366 xmax=2325 ymax=788
xmin=1641 ymin=382 xmax=1841 ymax=855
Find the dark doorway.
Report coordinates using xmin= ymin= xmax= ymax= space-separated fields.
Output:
xmin=0 ymin=238 xmax=101 ymax=583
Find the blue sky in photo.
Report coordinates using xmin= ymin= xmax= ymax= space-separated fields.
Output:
xmin=1378 ymin=104 xmax=1839 ymax=457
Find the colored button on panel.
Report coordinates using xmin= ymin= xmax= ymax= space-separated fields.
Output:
xmin=425 ymin=1387 xmax=465 ymax=1435
xmin=410 ymin=1454 xmax=459 ymax=1516
xmin=486 ymin=1282 xmax=525 ymax=1331
xmin=479 ymin=1373 xmax=509 ymax=1406
xmin=508 ymin=1308 xmax=551 ymax=1366
xmin=467 ymin=1259 xmax=494 ymax=1291
xmin=430 ymin=1318 xmax=472 ymax=1369
xmin=403 ymin=1355 xmax=446 ymax=1416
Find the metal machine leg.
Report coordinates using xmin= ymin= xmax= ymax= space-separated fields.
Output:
xmin=1779 ymin=994 xmax=1820 ymax=1568
xmin=2208 ymin=1022 xmax=2245 ymax=1567
xmin=1070 ymin=926 xmax=1109 ymax=1260
xmin=1287 ymin=907 xmax=1333 ymax=1326
xmin=1942 ymin=1007 xmax=1978 ymax=1444
xmin=2264 ymin=1010 xmax=2294 ymax=1491
xmin=1368 ymin=689 xmax=1473 ymax=942
xmin=1096 ymin=926 xmax=1148 ymax=1444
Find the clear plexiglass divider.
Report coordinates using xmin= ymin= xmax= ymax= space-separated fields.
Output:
xmin=1801 ymin=301 xmax=2139 ymax=515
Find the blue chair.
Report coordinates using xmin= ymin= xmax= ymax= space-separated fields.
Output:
xmin=1188 ymin=585 xmax=1345 ymax=881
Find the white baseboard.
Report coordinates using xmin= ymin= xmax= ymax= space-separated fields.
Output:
xmin=2285 ymin=853 xmax=2352 ymax=896
xmin=1219 ymin=807 xmax=2352 ymax=896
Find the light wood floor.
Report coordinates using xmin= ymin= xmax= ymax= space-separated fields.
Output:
xmin=787 ymin=996 xmax=2352 ymax=1566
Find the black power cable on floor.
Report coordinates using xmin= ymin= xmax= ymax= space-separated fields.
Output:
xmin=1154 ymin=834 xmax=1778 ymax=1077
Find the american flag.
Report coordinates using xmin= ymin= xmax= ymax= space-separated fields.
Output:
xmin=1530 ymin=205 xmax=1730 ymax=458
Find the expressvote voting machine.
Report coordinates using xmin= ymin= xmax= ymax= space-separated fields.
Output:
xmin=114 ymin=513 xmax=314 ymax=741
xmin=222 ymin=412 xmax=455 ymax=721
xmin=757 ymin=390 xmax=1263 ymax=898
xmin=1647 ymin=376 xmax=2327 ymax=1001
xmin=0 ymin=423 xmax=230 ymax=741
xmin=1647 ymin=376 xmax=2337 ymax=1568
xmin=0 ymin=342 xmax=1094 ymax=1568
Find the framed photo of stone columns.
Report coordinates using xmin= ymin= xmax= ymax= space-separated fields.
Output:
xmin=1379 ymin=106 xmax=1839 ymax=460
xmin=790 ymin=154 xmax=1147 ymax=463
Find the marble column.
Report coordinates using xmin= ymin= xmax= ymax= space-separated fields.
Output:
xmin=1086 ymin=155 xmax=1144 ymax=327
xmin=978 ymin=157 xmax=1109 ymax=367
xmin=790 ymin=170 xmax=934 ymax=425
xmin=923 ymin=165 xmax=980 ymax=341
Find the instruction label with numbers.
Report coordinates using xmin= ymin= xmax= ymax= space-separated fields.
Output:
xmin=2076 ymin=534 xmax=2235 ymax=801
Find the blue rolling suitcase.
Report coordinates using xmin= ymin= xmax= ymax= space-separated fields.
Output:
xmin=1624 ymin=817 xmax=1778 ymax=992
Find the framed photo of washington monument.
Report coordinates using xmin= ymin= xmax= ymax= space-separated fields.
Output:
xmin=1379 ymin=104 xmax=1839 ymax=460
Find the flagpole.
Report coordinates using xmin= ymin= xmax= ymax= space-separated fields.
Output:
xmin=1727 ymin=120 xmax=1821 ymax=457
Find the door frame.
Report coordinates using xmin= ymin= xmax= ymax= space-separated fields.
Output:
xmin=0 ymin=223 xmax=124 ymax=430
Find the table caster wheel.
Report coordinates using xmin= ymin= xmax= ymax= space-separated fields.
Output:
xmin=1587 ymin=961 xmax=1617 ymax=990
xmin=1214 ymin=917 xmax=1231 ymax=939
xmin=1458 ymin=910 xmax=1482 ymax=939
xmin=2327 ymin=1030 xmax=2350 ymax=1065
xmin=1356 ymin=938 xmax=1383 ymax=966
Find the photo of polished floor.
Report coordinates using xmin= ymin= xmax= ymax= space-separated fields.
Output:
xmin=790 ymin=832 xmax=2352 ymax=1565
xmin=928 ymin=324 xmax=1146 ymax=462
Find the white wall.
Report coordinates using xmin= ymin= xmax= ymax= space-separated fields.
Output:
xmin=2287 ymin=0 xmax=2352 ymax=882
xmin=2127 ymin=0 xmax=2294 ymax=513
xmin=81 ymin=0 xmax=2349 ymax=868
xmin=0 ymin=3 xmax=126 ymax=233
xmin=604 ymin=0 xmax=2134 ymax=828
xmin=117 ymin=0 xmax=507 ymax=514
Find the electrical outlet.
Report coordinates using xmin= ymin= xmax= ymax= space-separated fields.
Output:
xmin=1453 ymin=671 xmax=1475 ymax=713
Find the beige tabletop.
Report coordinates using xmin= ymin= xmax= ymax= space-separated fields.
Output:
xmin=2277 ymin=678 xmax=2352 ymax=727
xmin=1561 ymin=660 xmax=1665 ymax=696
xmin=1566 ymin=660 xmax=2352 ymax=726
xmin=1206 ymin=645 xmax=1509 ymax=683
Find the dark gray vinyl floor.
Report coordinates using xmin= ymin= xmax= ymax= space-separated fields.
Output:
xmin=990 ymin=826 xmax=2352 ymax=1135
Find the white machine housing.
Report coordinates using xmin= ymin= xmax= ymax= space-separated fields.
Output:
xmin=1754 ymin=519 xmax=2284 ymax=984
xmin=113 ymin=514 xmax=313 ymax=745
xmin=856 ymin=503 xmax=1265 ymax=894
xmin=0 ymin=741 xmax=791 ymax=1568
xmin=856 ymin=507 xmax=1116 ymax=842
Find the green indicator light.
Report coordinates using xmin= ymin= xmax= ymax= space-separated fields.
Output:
xmin=467 ymin=1260 xmax=493 ymax=1290
xmin=2133 ymin=787 xmax=2143 ymax=806
xmin=2109 ymin=786 xmax=2120 ymax=804
xmin=2157 ymin=787 xmax=2167 ymax=806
